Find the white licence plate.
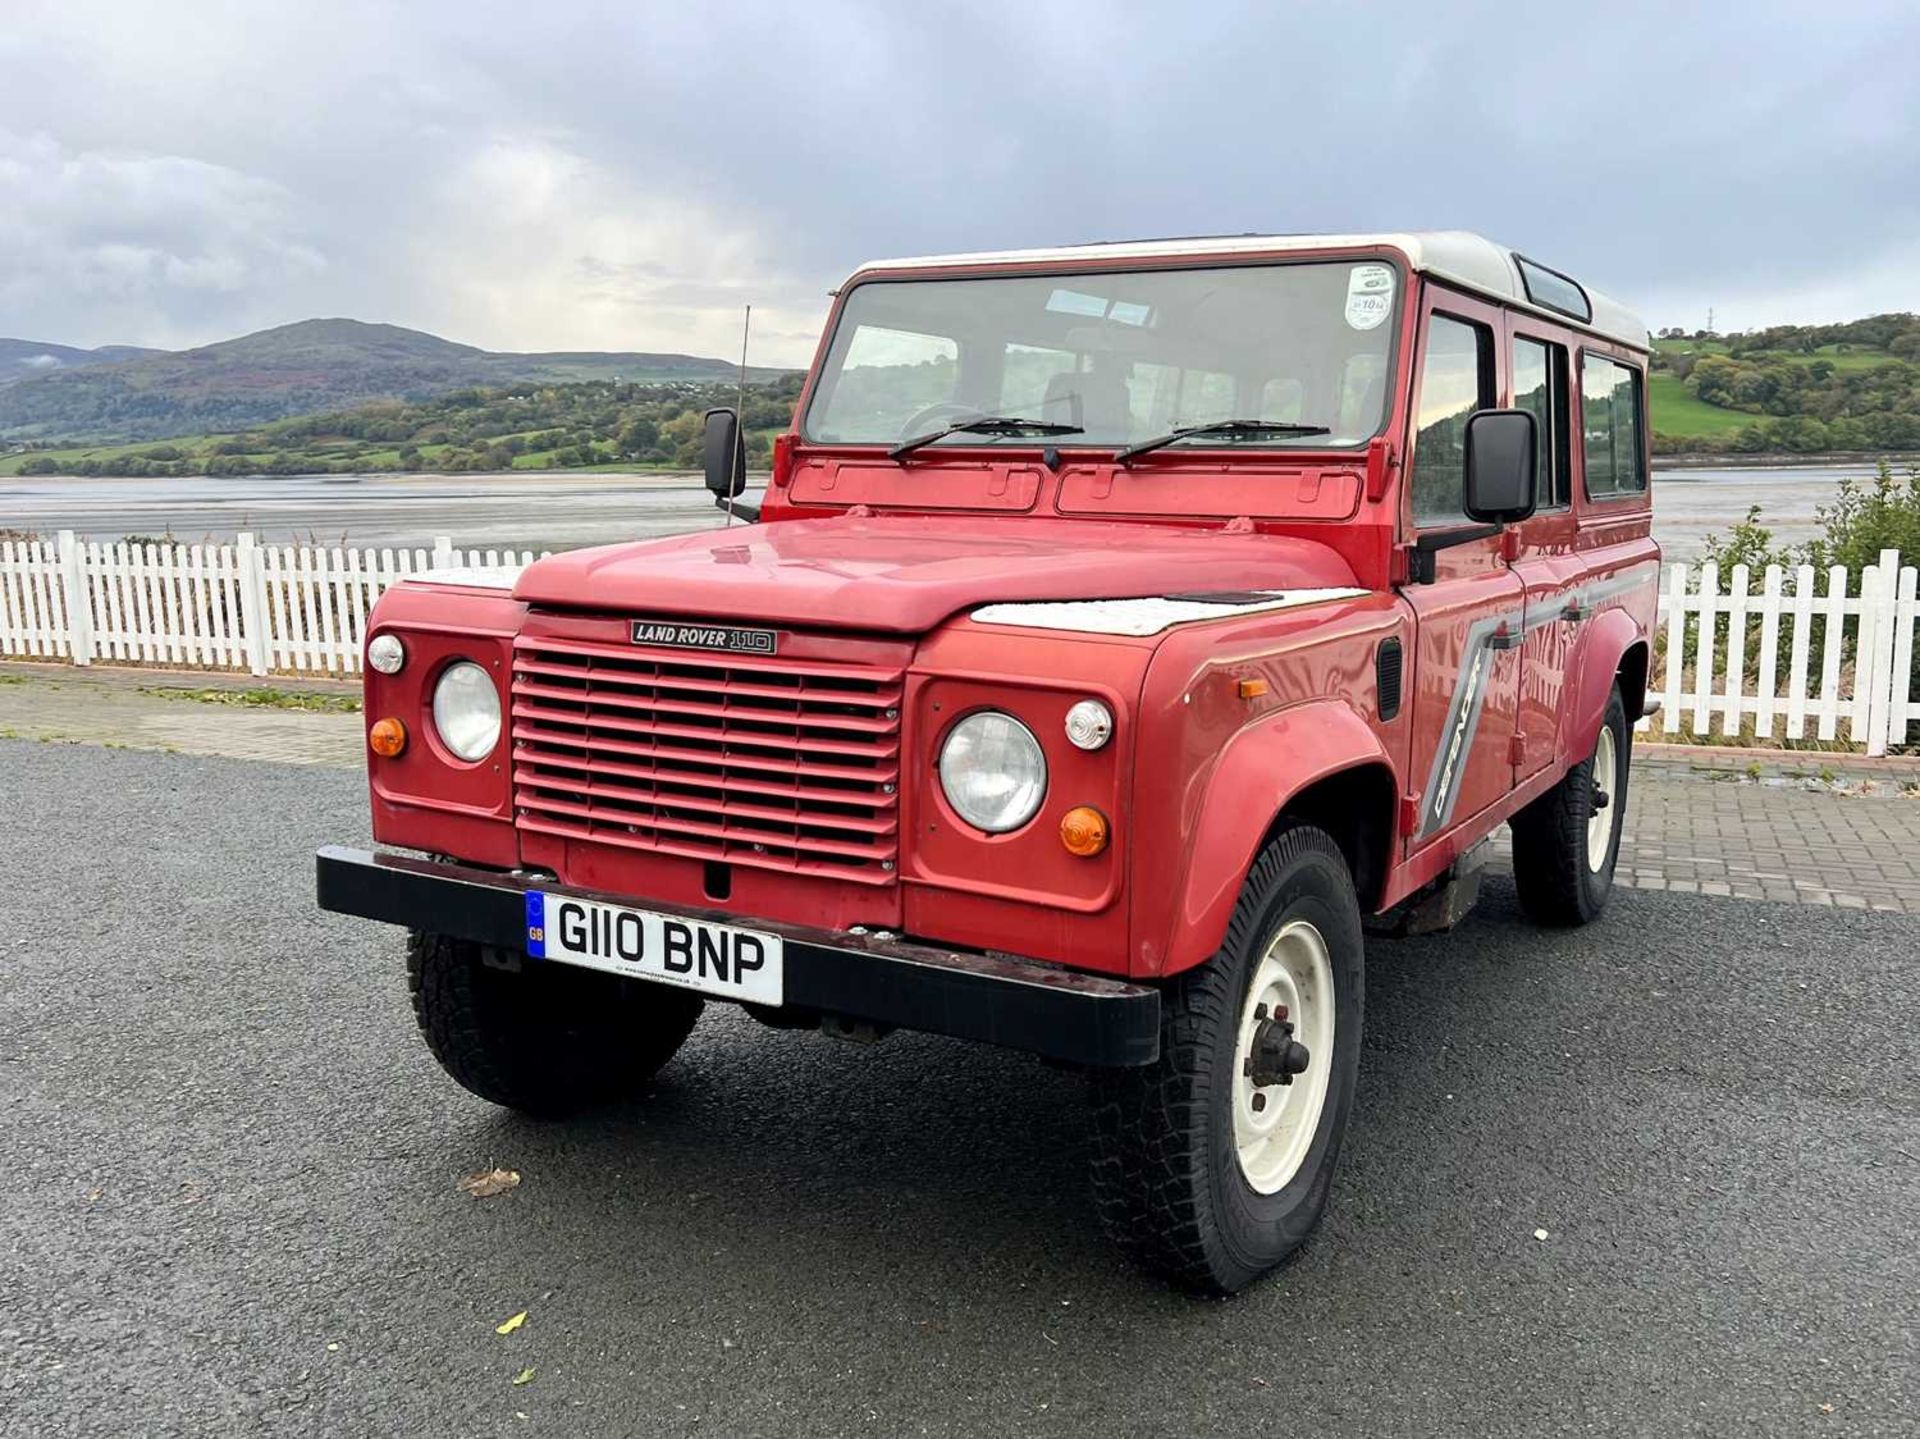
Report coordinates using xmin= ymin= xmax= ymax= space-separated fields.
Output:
xmin=524 ymin=891 xmax=783 ymax=1005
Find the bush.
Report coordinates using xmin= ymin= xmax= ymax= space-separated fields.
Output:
xmin=1802 ymin=461 xmax=1920 ymax=574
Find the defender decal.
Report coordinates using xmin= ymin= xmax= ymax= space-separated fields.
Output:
xmin=631 ymin=620 xmax=778 ymax=655
xmin=1417 ymin=614 xmax=1520 ymax=837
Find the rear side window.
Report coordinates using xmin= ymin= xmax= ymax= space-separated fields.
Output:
xmin=1513 ymin=337 xmax=1571 ymax=508
xmin=1581 ymin=354 xmax=1646 ymax=498
xmin=1410 ymin=314 xmax=1493 ymax=524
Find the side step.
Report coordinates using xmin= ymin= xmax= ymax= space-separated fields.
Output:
xmin=1365 ymin=839 xmax=1492 ymax=938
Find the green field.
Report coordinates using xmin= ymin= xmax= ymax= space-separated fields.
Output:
xmin=1648 ymin=372 xmax=1753 ymax=438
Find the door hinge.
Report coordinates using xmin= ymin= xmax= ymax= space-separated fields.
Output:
xmin=1509 ymin=732 xmax=1528 ymax=766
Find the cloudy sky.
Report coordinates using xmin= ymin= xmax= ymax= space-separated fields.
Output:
xmin=3 ymin=0 xmax=1916 ymax=366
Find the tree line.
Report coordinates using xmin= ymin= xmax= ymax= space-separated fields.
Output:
xmin=13 ymin=376 xmax=805 ymax=478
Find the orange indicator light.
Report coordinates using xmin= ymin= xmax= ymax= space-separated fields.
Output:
xmin=1059 ymin=806 xmax=1110 ymax=858
xmin=368 ymin=716 xmax=408 ymax=757
xmin=1237 ymin=677 xmax=1270 ymax=700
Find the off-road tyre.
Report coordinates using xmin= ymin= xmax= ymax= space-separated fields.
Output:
xmin=1088 ymin=823 xmax=1364 ymax=1295
xmin=407 ymin=931 xmax=703 ymax=1117
xmin=1510 ymin=685 xmax=1630 ymax=927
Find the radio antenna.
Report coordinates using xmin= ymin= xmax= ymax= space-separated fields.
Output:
xmin=726 ymin=304 xmax=752 ymax=528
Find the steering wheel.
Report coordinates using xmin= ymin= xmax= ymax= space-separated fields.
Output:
xmin=898 ymin=401 xmax=987 ymax=441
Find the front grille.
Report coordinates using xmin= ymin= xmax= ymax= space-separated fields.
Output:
xmin=510 ymin=637 xmax=903 ymax=882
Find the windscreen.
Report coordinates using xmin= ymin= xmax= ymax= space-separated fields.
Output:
xmin=803 ymin=259 xmax=1400 ymax=451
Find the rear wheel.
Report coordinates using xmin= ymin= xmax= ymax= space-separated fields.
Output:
xmin=1511 ymin=685 xmax=1630 ymax=926
xmin=407 ymin=931 xmax=703 ymax=1117
xmin=1088 ymin=823 xmax=1364 ymax=1294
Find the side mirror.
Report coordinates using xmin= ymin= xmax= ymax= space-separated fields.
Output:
xmin=1459 ymin=407 xmax=1536 ymax=526
xmin=702 ymin=408 xmax=747 ymax=499
xmin=1462 ymin=409 xmax=1537 ymax=525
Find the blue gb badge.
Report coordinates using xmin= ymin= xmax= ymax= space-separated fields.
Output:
xmin=524 ymin=891 xmax=547 ymax=959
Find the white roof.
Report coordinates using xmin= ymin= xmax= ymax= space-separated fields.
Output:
xmin=853 ymin=230 xmax=1647 ymax=350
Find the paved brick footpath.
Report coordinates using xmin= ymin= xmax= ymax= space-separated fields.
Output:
xmin=0 ymin=659 xmax=362 ymax=767
xmin=7 ymin=659 xmax=1919 ymax=912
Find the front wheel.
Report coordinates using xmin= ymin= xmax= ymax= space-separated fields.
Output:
xmin=1510 ymin=684 xmax=1630 ymax=926
xmin=407 ymin=932 xmax=703 ymax=1117
xmin=1088 ymin=822 xmax=1364 ymax=1294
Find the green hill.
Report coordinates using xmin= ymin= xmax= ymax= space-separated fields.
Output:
xmin=0 ymin=318 xmax=792 ymax=443
xmin=1 ymin=374 xmax=806 ymax=478
xmin=1649 ymin=314 xmax=1919 ymax=453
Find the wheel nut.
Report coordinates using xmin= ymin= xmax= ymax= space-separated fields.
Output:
xmin=1251 ymin=1092 xmax=1267 ymax=1113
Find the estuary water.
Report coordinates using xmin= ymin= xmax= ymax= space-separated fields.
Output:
xmin=0 ymin=462 xmax=1896 ymax=561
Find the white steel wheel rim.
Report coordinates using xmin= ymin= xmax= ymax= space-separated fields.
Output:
xmin=1587 ymin=725 xmax=1618 ymax=872
xmin=1232 ymin=919 xmax=1336 ymax=1195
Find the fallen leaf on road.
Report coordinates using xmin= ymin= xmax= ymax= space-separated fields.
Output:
xmin=496 ymin=1311 xmax=528 ymax=1336
xmin=513 ymin=1367 xmax=536 ymax=1387
xmin=460 ymin=1168 xmax=522 ymax=1199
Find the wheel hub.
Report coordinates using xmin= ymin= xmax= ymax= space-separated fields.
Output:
xmin=1232 ymin=920 xmax=1336 ymax=1194
xmin=1587 ymin=724 xmax=1619 ymax=872
xmin=1243 ymin=1004 xmax=1312 ymax=1089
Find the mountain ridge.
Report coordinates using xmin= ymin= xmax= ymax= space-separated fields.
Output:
xmin=0 ymin=317 xmax=791 ymax=442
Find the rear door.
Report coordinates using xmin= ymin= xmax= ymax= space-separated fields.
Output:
xmin=1402 ymin=290 xmax=1526 ymax=852
xmin=1506 ymin=324 xmax=1580 ymax=781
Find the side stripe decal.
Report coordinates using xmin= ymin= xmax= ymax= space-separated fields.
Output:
xmin=1414 ymin=564 xmax=1656 ymax=838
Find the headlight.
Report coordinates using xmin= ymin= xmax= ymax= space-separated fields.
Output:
xmin=366 ymin=633 xmax=405 ymax=675
xmin=431 ymin=661 xmax=501 ymax=761
xmin=938 ymin=711 xmax=1046 ymax=833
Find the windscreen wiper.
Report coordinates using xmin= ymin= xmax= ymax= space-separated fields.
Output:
xmin=1114 ymin=419 xmax=1332 ymax=466
xmin=887 ymin=416 xmax=1083 ymax=462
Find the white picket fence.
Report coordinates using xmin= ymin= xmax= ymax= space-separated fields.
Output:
xmin=1653 ymin=547 xmax=1917 ymax=755
xmin=0 ymin=532 xmax=543 ymax=678
xmin=2 ymin=533 xmax=1917 ymax=753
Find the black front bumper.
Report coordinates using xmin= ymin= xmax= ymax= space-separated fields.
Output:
xmin=315 ymin=846 xmax=1160 ymax=1067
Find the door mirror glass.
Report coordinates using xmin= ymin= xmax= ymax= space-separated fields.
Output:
xmin=702 ymin=408 xmax=747 ymax=498
xmin=1462 ymin=409 xmax=1537 ymax=524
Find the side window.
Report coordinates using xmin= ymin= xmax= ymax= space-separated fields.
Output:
xmin=1178 ymin=369 xmax=1237 ymax=427
xmin=1258 ymin=376 xmax=1305 ymax=423
xmin=1582 ymin=354 xmax=1647 ymax=498
xmin=1513 ymin=336 xmax=1571 ymax=508
xmin=1000 ymin=343 xmax=1078 ymax=417
xmin=812 ymin=325 xmax=959 ymax=441
xmin=1335 ymin=352 xmax=1388 ymax=442
xmin=1411 ymin=314 xmax=1492 ymax=524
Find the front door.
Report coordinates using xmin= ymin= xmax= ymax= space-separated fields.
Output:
xmin=1402 ymin=290 xmax=1525 ymax=854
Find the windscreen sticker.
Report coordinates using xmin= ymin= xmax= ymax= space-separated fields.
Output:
xmin=1344 ymin=264 xmax=1396 ymax=331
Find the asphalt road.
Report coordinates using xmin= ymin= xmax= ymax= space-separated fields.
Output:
xmin=3 ymin=744 xmax=1915 ymax=1437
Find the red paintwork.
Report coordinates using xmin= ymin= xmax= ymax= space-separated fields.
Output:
xmin=362 ymin=238 xmax=1657 ymax=991
xmin=510 ymin=515 xmax=1359 ymax=633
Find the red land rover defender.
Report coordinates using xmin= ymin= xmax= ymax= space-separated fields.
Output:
xmin=318 ymin=232 xmax=1658 ymax=1293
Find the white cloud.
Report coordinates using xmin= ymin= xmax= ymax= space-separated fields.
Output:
xmin=0 ymin=129 xmax=325 ymax=346
xmin=406 ymin=137 xmax=829 ymax=365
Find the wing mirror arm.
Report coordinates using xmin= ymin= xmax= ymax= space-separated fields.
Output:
xmin=1405 ymin=525 xmax=1501 ymax=584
